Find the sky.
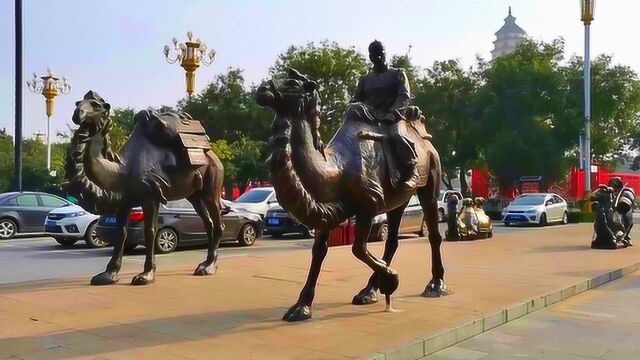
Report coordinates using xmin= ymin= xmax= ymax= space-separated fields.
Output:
xmin=0 ymin=0 xmax=638 ymax=141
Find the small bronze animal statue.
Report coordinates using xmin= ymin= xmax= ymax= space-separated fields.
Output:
xmin=66 ymin=91 xmax=225 ymax=285
xmin=590 ymin=183 xmax=632 ymax=249
xmin=256 ymin=65 xmax=447 ymax=322
xmin=446 ymin=197 xmax=493 ymax=241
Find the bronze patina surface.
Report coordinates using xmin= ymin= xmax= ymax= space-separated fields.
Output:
xmin=256 ymin=43 xmax=448 ymax=322
xmin=65 ymin=91 xmax=225 ymax=286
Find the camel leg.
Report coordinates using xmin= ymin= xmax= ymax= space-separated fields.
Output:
xmin=417 ymin=182 xmax=451 ymax=297
xmin=352 ymin=203 xmax=407 ymax=305
xmin=131 ymin=201 xmax=159 ymax=285
xmin=283 ymin=230 xmax=330 ymax=322
xmin=90 ymin=209 xmax=130 ymax=285
xmin=193 ymin=194 xmax=224 ymax=276
xmin=351 ymin=213 xmax=399 ymax=300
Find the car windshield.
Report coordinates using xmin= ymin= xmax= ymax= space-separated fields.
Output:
xmin=511 ymin=195 xmax=546 ymax=206
xmin=235 ymin=190 xmax=271 ymax=203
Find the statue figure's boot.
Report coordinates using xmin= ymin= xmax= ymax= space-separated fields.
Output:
xmin=401 ymin=161 xmax=419 ymax=191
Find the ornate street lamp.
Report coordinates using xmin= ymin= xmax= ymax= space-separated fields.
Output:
xmin=164 ymin=31 xmax=216 ymax=97
xmin=581 ymin=0 xmax=595 ymax=194
xmin=26 ymin=68 xmax=71 ymax=171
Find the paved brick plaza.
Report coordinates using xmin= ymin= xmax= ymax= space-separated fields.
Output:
xmin=1 ymin=224 xmax=639 ymax=359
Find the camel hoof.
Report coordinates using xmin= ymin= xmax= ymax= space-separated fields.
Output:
xmin=131 ymin=272 xmax=155 ymax=286
xmin=422 ymin=279 xmax=453 ymax=298
xmin=282 ymin=303 xmax=312 ymax=322
xmin=352 ymin=287 xmax=378 ymax=305
xmin=193 ymin=262 xmax=217 ymax=276
xmin=90 ymin=271 xmax=119 ymax=286
xmin=378 ymin=268 xmax=399 ymax=296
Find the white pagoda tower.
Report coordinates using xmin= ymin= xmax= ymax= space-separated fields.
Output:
xmin=491 ymin=7 xmax=527 ymax=59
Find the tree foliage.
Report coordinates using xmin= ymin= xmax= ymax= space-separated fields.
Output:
xmin=416 ymin=59 xmax=481 ymax=193
xmin=270 ymin=40 xmax=368 ymax=139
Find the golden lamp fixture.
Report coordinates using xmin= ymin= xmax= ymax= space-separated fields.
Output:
xmin=164 ymin=31 xmax=216 ymax=96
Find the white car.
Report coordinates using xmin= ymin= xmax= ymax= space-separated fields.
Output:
xmin=502 ymin=193 xmax=568 ymax=226
xmin=232 ymin=187 xmax=278 ymax=219
xmin=436 ymin=190 xmax=463 ymax=222
xmin=44 ymin=205 xmax=104 ymax=247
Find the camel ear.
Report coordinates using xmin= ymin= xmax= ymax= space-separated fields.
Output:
xmin=303 ymin=81 xmax=317 ymax=92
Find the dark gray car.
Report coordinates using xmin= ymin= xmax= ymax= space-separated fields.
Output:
xmin=265 ymin=195 xmax=428 ymax=241
xmin=0 ymin=192 xmax=72 ymax=240
xmin=96 ymin=199 xmax=263 ymax=253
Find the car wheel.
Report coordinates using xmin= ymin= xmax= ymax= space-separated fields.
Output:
xmin=238 ymin=224 xmax=257 ymax=246
xmin=55 ymin=237 xmax=77 ymax=247
xmin=84 ymin=222 xmax=108 ymax=248
xmin=504 ymin=222 xmax=511 ymax=227
xmin=419 ymin=219 xmax=428 ymax=237
xmin=561 ymin=211 xmax=568 ymax=225
xmin=539 ymin=213 xmax=548 ymax=227
xmin=487 ymin=230 xmax=494 ymax=238
xmin=155 ymin=228 xmax=179 ymax=254
xmin=376 ymin=223 xmax=389 ymax=242
xmin=437 ymin=208 xmax=445 ymax=223
xmin=0 ymin=218 xmax=17 ymax=240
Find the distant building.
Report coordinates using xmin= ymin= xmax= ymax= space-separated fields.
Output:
xmin=491 ymin=7 xmax=527 ymax=59
xmin=33 ymin=130 xmax=46 ymax=143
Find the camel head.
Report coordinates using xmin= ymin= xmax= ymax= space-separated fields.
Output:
xmin=256 ymin=69 xmax=321 ymax=121
xmin=72 ymin=90 xmax=111 ymax=130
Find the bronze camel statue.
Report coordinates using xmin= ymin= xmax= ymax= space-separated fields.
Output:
xmin=65 ymin=91 xmax=225 ymax=285
xmin=256 ymin=70 xmax=449 ymax=322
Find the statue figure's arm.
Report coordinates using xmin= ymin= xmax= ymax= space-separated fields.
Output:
xmin=351 ymin=76 xmax=366 ymax=103
xmin=391 ymin=70 xmax=411 ymax=119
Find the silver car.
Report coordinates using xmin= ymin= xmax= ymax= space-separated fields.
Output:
xmin=502 ymin=193 xmax=568 ymax=226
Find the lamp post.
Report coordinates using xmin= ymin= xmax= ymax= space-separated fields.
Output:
xmin=581 ymin=0 xmax=595 ymax=194
xmin=26 ymin=68 xmax=71 ymax=172
xmin=164 ymin=31 xmax=216 ymax=97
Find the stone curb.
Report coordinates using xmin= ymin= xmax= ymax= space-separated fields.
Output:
xmin=361 ymin=261 xmax=640 ymax=360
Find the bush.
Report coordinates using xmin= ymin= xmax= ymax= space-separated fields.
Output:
xmin=567 ymin=211 xmax=595 ymax=223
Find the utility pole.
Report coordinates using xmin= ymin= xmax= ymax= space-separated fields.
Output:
xmin=14 ymin=0 xmax=23 ymax=192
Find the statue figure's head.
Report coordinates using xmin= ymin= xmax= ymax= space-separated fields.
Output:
xmin=474 ymin=197 xmax=486 ymax=207
xmin=590 ymin=184 xmax=614 ymax=210
xmin=256 ymin=69 xmax=320 ymax=120
xmin=72 ymin=90 xmax=111 ymax=129
xmin=368 ymin=40 xmax=387 ymax=70
xmin=462 ymin=198 xmax=474 ymax=208
xmin=608 ymin=177 xmax=623 ymax=192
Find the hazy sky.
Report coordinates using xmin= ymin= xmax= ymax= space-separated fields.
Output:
xmin=0 ymin=0 xmax=637 ymax=140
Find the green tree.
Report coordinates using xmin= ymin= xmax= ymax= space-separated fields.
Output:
xmin=179 ymin=68 xmax=272 ymax=143
xmin=270 ymin=40 xmax=368 ymax=139
xmin=476 ymin=39 xmax=570 ymax=190
xmin=109 ymin=107 xmax=136 ymax=152
xmin=415 ymin=60 xmax=481 ymax=194
xmin=0 ymin=130 xmax=14 ymax=191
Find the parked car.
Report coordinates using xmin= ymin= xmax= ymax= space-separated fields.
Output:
xmin=502 ymin=193 xmax=568 ymax=226
xmin=264 ymin=205 xmax=314 ymax=238
xmin=96 ymin=198 xmax=263 ymax=254
xmin=45 ymin=205 xmax=102 ymax=248
xmin=265 ymin=195 xmax=428 ymax=241
xmin=232 ymin=187 xmax=278 ymax=219
xmin=437 ymin=190 xmax=463 ymax=222
xmin=0 ymin=192 xmax=73 ymax=240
